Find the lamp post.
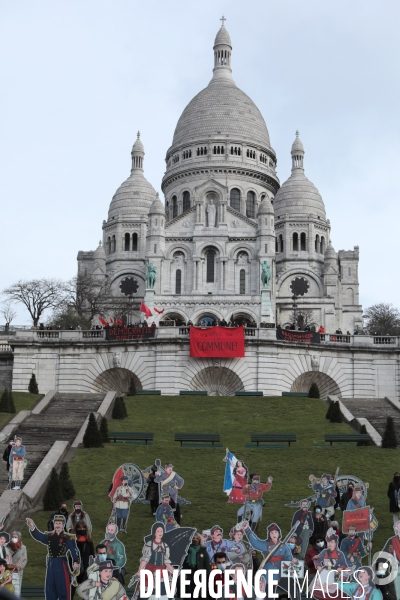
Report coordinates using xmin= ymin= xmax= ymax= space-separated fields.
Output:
xmin=292 ymin=294 xmax=298 ymax=329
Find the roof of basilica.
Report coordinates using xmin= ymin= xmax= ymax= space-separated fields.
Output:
xmin=171 ymin=24 xmax=272 ymax=151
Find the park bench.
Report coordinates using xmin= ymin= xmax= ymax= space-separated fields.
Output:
xmin=235 ymin=391 xmax=263 ymax=396
xmin=108 ymin=431 xmax=154 ymax=445
xmin=174 ymin=433 xmax=222 ymax=448
xmin=282 ymin=392 xmax=309 ymax=397
xmin=246 ymin=433 xmax=297 ymax=448
xmin=324 ymin=434 xmax=371 ymax=446
xmin=179 ymin=390 xmax=208 ymax=395
xmin=137 ymin=390 xmax=161 ymax=395
xmin=21 ymin=586 xmax=45 ymax=598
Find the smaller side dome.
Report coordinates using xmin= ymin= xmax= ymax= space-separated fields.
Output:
xmin=324 ymin=242 xmax=337 ymax=260
xmin=291 ymin=130 xmax=304 ymax=154
xmin=94 ymin=240 xmax=106 ymax=260
xmin=257 ymin=197 xmax=274 ymax=215
xmin=149 ymin=193 xmax=165 ymax=215
xmin=132 ymin=131 xmax=144 ymax=154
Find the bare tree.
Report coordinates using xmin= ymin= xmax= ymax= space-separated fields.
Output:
xmin=286 ymin=308 xmax=318 ymax=329
xmin=2 ymin=279 xmax=67 ymax=326
xmin=0 ymin=302 xmax=17 ymax=325
xmin=364 ymin=303 xmax=400 ymax=335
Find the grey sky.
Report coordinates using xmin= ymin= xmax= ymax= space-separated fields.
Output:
xmin=1 ymin=0 xmax=399 ymax=324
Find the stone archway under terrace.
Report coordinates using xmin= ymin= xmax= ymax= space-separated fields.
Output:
xmin=190 ymin=366 xmax=244 ymax=396
xmin=92 ymin=368 xmax=142 ymax=395
xmin=290 ymin=371 xmax=341 ymax=399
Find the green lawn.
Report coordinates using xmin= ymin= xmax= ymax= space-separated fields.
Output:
xmin=0 ymin=391 xmax=43 ymax=427
xmin=22 ymin=395 xmax=400 ymax=584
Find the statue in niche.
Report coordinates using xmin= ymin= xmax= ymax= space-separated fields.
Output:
xmin=259 ymin=260 xmax=271 ymax=289
xmin=207 ymin=199 xmax=216 ymax=227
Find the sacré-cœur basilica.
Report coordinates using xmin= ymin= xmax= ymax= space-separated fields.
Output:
xmin=11 ymin=21 xmax=399 ymax=398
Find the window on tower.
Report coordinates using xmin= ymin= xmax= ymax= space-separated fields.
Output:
xmin=124 ymin=233 xmax=130 ymax=251
xmin=240 ymin=269 xmax=245 ymax=294
xmin=182 ymin=191 xmax=190 ymax=212
xmin=132 ymin=233 xmax=138 ymax=251
xmin=206 ymin=250 xmax=215 ymax=283
xmin=230 ymin=188 xmax=240 ymax=212
xmin=300 ymin=232 xmax=306 ymax=251
xmin=112 ymin=235 xmax=116 ymax=253
xmin=293 ymin=232 xmax=299 ymax=252
xmin=246 ymin=191 xmax=255 ymax=219
xmin=172 ymin=196 xmax=178 ymax=218
xmin=175 ymin=270 xmax=182 ymax=295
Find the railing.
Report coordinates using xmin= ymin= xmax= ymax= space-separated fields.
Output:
xmin=328 ymin=334 xmax=351 ymax=343
xmin=10 ymin=328 xmax=400 ymax=348
xmin=373 ymin=336 xmax=396 ymax=345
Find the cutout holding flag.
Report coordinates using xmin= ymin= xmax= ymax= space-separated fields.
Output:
xmin=223 ymin=448 xmax=248 ymax=502
xmin=140 ymin=302 xmax=153 ymax=318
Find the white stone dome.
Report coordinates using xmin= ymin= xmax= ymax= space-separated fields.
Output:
xmin=257 ymin=197 xmax=274 ymax=215
xmin=108 ymin=134 xmax=157 ymax=220
xmin=274 ymin=133 xmax=326 ymax=220
xmin=324 ymin=242 xmax=337 ymax=260
xmin=214 ymin=24 xmax=232 ymax=47
xmin=172 ymin=82 xmax=271 ymax=149
xmin=149 ymin=193 xmax=165 ymax=215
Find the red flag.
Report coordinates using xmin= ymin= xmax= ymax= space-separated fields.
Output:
xmin=116 ymin=319 xmax=123 ymax=326
xmin=108 ymin=466 xmax=125 ymax=500
xmin=99 ymin=317 xmax=108 ymax=326
xmin=140 ymin=302 xmax=153 ymax=318
xmin=109 ymin=317 xmax=114 ymax=324
xmin=154 ymin=307 xmax=164 ymax=314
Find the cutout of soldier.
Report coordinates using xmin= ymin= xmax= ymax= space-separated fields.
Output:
xmin=311 ymin=527 xmax=350 ymax=599
xmin=27 ymin=515 xmax=80 ymax=600
xmin=291 ymin=499 xmax=314 ymax=560
xmin=66 ymin=501 xmax=92 ymax=533
xmin=309 ymin=473 xmax=337 ymax=518
xmin=340 ymin=525 xmax=369 ymax=570
xmin=111 ymin=475 xmax=138 ymax=533
xmin=237 ymin=474 xmax=273 ymax=530
xmin=341 ymin=566 xmax=383 ymax=600
xmin=226 ymin=525 xmax=252 ymax=569
xmin=9 ymin=437 xmax=25 ymax=491
xmin=100 ymin=523 xmax=126 ymax=571
xmin=204 ymin=526 xmax=229 ymax=563
xmin=76 ymin=560 xmax=126 ymax=600
xmin=155 ymin=463 xmax=184 ymax=524
xmin=382 ymin=520 xmax=400 ymax=600
xmin=347 ymin=486 xmax=366 ymax=511
xmin=156 ymin=493 xmax=179 ymax=531
xmin=242 ymin=522 xmax=296 ymax=590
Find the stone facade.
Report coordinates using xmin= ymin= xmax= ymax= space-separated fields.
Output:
xmin=77 ymin=22 xmax=362 ymax=332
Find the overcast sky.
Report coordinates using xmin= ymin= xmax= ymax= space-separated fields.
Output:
xmin=1 ymin=0 xmax=400 ymax=324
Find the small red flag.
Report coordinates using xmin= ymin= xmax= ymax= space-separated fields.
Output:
xmin=99 ymin=317 xmax=108 ymax=326
xmin=154 ymin=307 xmax=164 ymax=314
xmin=140 ymin=302 xmax=153 ymax=318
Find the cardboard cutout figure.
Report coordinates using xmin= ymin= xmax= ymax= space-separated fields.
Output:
xmin=156 ymin=494 xmax=179 ymax=531
xmin=109 ymin=464 xmax=142 ymax=533
xmin=340 ymin=526 xmax=369 ymax=570
xmin=309 ymin=473 xmax=337 ymax=517
xmin=9 ymin=437 xmax=25 ymax=490
xmin=347 ymin=486 xmax=367 ymax=510
xmin=221 ymin=563 xmax=256 ymax=600
xmin=291 ymin=499 xmax=314 ymax=559
xmin=224 ymin=449 xmax=248 ymax=503
xmin=26 ymin=515 xmax=80 ymax=600
xmin=226 ymin=525 xmax=253 ymax=569
xmin=382 ymin=520 xmax=400 ymax=600
xmin=0 ymin=531 xmax=11 ymax=562
xmin=237 ymin=474 xmax=273 ymax=529
xmin=76 ymin=560 xmax=126 ymax=600
xmin=128 ymin=521 xmax=195 ymax=598
xmin=140 ymin=460 xmax=190 ymax=507
xmin=242 ymin=521 xmax=297 ymax=588
xmin=310 ymin=527 xmax=350 ymax=599
xmin=100 ymin=523 xmax=126 ymax=569
xmin=204 ymin=525 xmax=229 ymax=562
xmin=340 ymin=567 xmax=383 ymax=600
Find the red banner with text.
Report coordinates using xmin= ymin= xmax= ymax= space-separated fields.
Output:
xmin=342 ymin=506 xmax=370 ymax=533
xmin=190 ymin=326 xmax=245 ymax=358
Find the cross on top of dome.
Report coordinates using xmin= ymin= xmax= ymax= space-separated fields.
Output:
xmin=220 ymin=15 xmax=226 ymax=25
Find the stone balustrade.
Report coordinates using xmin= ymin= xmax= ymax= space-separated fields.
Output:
xmin=11 ymin=328 xmax=400 ymax=347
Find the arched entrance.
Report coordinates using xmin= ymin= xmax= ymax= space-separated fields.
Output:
xmin=195 ymin=313 xmax=219 ymax=326
xmin=190 ymin=366 xmax=244 ymax=396
xmin=290 ymin=372 xmax=341 ymax=399
xmin=92 ymin=368 xmax=142 ymax=395
xmin=231 ymin=312 xmax=255 ymax=326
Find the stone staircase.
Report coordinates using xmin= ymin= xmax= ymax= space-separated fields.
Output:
xmin=0 ymin=393 xmax=105 ymax=493
xmin=340 ymin=397 xmax=400 ymax=437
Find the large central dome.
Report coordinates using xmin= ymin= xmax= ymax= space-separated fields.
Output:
xmin=170 ymin=22 xmax=272 ymax=150
xmin=172 ymin=82 xmax=271 ymax=148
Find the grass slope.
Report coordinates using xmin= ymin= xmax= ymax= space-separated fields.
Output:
xmin=0 ymin=391 xmax=43 ymax=427
xmin=22 ymin=396 xmax=400 ymax=584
